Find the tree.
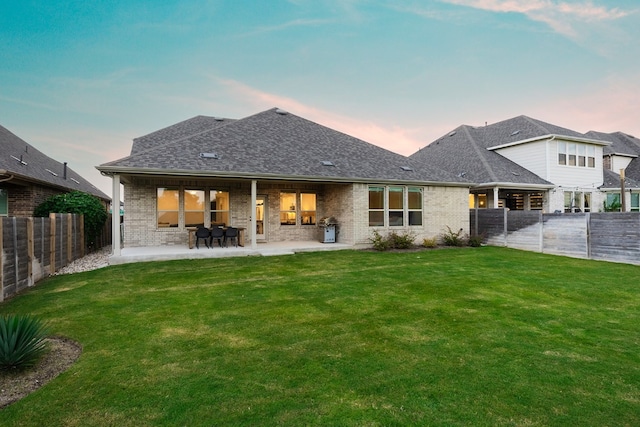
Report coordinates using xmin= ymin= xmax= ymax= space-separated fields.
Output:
xmin=34 ymin=191 xmax=109 ymax=249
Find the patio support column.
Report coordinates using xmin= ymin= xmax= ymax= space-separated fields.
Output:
xmin=251 ymin=180 xmax=257 ymax=249
xmin=112 ymin=173 xmax=121 ymax=256
xmin=493 ymin=187 xmax=500 ymax=208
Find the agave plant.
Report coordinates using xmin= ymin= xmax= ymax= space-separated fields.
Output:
xmin=0 ymin=314 xmax=49 ymax=370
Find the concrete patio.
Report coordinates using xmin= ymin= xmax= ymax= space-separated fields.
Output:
xmin=109 ymin=241 xmax=354 ymax=265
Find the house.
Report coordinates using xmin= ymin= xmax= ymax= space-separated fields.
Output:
xmin=409 ymin=115 xmax=639 ymax=213
xmin=0 ymin=124 xmax=110 ymax=217
xmin=584 ymin=130 xmax=640 ymax=211
xmin=97 ymin=108 xmax=470 ymax=255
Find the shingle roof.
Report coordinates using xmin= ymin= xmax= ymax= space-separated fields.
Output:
xmin=410 ymin=116 xmax=557 ymax=187
xmin=131 ymin=115 xmax=236 ymax=155
xmin=586 ymin=130 xmax=640 ymax=185
xmin=99 ymin=108 xmax=467 ymax=185
xmin=601 ymin=168 xmax=640 ymax=189
xmin=0 ymin=124 xmax=110 ymax=200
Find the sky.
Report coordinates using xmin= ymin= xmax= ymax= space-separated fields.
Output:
xmin=1 ymin=0 xmax=639 ymax=198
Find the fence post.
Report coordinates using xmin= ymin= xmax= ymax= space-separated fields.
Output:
xmin=0 ymin=218 xmax=4 ymax=302
xmin=503 ymin=208 xmax=508 ymax=246
xmin=539 ymin=211 xmax=544 ymax=253
xmin=586 ymin=212 xmax=591 ymax=260
xmin=50 ymin=213 xmax=56 ymax=275
xmin=27 ymin=217 xmax=34 ymax=287
xmin=80 ymin=214 xmax=85 ymax=257
xmin=67 ymin=213 xmax=73 ymax=264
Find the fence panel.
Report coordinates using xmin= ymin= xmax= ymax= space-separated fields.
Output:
xmin=542 ymin=213 xmax=588 ymax=259
xmin=506 ymin=211 xmax=542 ymax=252
xmin=0 ymin=213 xmax=104 ymax=302
xmin=590 ymin=212 xmax=640 ymax=264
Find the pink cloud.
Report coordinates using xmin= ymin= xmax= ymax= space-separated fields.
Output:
xmin=217 ymin=78 xmax=430 ymax=155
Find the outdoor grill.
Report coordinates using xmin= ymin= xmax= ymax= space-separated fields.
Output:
xmin=318 ymin=216 xmax=337 ymax=243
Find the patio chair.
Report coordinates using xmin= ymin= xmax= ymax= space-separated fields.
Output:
xmin=210 ymin=226 xmax=225 ymax=248
xmin=195 ymin=227 xmax=210 ymax=249
xmin=224 ymin=227 xmax=238 ymax=247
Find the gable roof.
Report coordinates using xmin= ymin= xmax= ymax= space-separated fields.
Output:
xmin=410 ymin=116 xmax=558 ymax=188
xmin=0 ymin=124 xmax=110 ymax=200
xmin=99 ymin=108 xmax=467 ymax=186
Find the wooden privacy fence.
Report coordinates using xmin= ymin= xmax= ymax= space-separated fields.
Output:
xmin=1 ymin=213 xmax=86 ymax=301
xmin=470 ymin=209 xmax=640 ymax=265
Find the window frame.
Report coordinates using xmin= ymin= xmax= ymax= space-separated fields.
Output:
xmin=558 ymin=141 xmax=596 ymax=169
xmin=0 ymin=188 xmax=7 ymax=216
xmin=368 ymin=185 xmax=424 ymax=227
xmin=210 ymin=190 xmax=230 ymax=227
xmin=280 ymin=192 xmax=297 ymax=225
xmin=184 ymin=189 xmax=205 ymax=228
xmin=157 ymin=187 xmax=180 ymax=228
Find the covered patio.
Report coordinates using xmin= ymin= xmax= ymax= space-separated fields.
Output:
xmin=109 ymin=240 xmax=353 ymax=265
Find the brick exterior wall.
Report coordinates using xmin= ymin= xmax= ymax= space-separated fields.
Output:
xmin=123 ymin=176 xmax=470 ymax=249
xmin=5 ymin=183 xmax=67 ymax=217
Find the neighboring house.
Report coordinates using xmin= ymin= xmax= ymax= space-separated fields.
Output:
xmin=97 ymin=108 xmax=470 ymax=254
xmin=585 ymin=130 xmax=640 ymax=212
xmin=410 ymin=115 xmax=625 ymax=213
xmin=0 ymin=124 xmax=110 ymax=217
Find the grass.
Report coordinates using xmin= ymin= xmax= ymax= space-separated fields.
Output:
xmin=1 ymin=246 xmax=639 ymax=426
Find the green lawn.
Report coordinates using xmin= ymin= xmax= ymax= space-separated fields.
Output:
xmin=1 ymin=247 xmax=639 ymax=426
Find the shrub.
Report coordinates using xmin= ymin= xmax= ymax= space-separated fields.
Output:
xmin=34 ymin=191 xmax=109 ymax=250
xmin=467 ymin=233 xmax=485 ymax=247
xmin=441 ymin=226 xmax=466 ymax=247
xmin=0 ymin=314 xmax=49 ymax=371
xmin=370 ymin=230 xmax=391 ymax=251
xmin=388 ymin=231 xmax=416 ymax=249
xmin=422 ymin=237 xmax=438 ymax=248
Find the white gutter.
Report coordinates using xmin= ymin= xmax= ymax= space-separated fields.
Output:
xmin=487 ymin=134 xmax=611 ymax=151
xmin=96 ymin=167 xmax=472 ymax=188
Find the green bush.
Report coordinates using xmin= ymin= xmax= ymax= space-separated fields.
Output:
xmin=34 ymin=191 xmax=108 ymax=249
xmin=467 ymin=233 xmax=485 ymax=247
xmin=388 ymin=231 xmax=416 ymax=249
xmin=370 ymin=230 xmax=391 ymax=251
xmin=0 ymin=315 xmax=49 ymax=371
xmin=441 ymin=226 xmax=466 ymax=247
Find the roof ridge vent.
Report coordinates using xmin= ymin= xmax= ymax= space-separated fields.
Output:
xmin=275 ymin=108 xmax=289 ymax=115
xmin=400 ymin=166 xmax=413 ymax=171
xmin=321 ymin=160 xmax=335 ymax=166
xmin=199 ymin=152 xmax=220 ymax=159
xmin=448 ymin=131 xmax=457 ymax=137
xmin=510 ymin=130 xmax=521 ymax=136
xmin=214 ymin=117 xmax=225 ymax=121
xmin=45 ymin=168 xmax=58 ymax=177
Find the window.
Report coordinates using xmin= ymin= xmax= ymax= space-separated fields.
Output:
xmin=368 ymin=187 xmax=385 ymax=226
xmin=584 ymin=192 xmax=591 ymax=212
xmin=558 ymin=142 xmax=596 ymax=168
xmin=210 ymin=190 xmax=229 ymax=227
xmin=606 ymin=193 xmax=621 ymax=211
xmin=280 ymin=192 xmax=297 ymax=225
xmin=568 ymin=143 xmax=577 ymax=166
xmin=408 ymin=187 xmax=423 ymax=225
xmin=0 ymin=188 xmax=7 ymax=216
xmin=558 ymin=141 xmax=567 ymax=165
xmin=564 ymin=191 xmax=590 ymax=212
xmin=578 ymin=144 xmax=586 ymax=167
xmin=157 ymin=188 xmax=179 ymax=227
xmin=530 ymin=193 xmax=543 ymax=210
xmin=631 ymin=193 xmax=639 ymax=212
xmin=369 ymin=186 xmax=423 ymax=227
xmin=587 ymin=145 xmax=596 ymax=167
xmin=388 ymin=186 xmax=404 ymax=226
xmin=184 ymin=189 xmax=205 ymax=227
xmin=300 ymin=193 xmax=316 ymax=225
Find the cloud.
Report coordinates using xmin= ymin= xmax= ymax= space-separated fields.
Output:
xmin=238 ymin=18 xmax=336 ymax=37
xmin=212 ymin=77 xmax=429 ymax=155
xmin=439 ymin=0 xmax=631 ymax=38
xmin=527 ymin=73 xmax=640 ymax=136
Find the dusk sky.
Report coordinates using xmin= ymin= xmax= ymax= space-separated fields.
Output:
xmin=1 ymin=1 xmax=638 ymax=197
